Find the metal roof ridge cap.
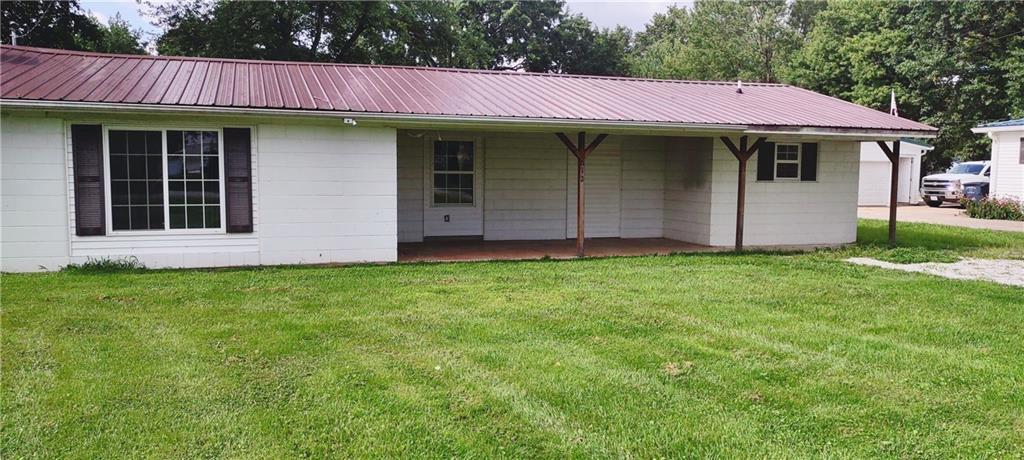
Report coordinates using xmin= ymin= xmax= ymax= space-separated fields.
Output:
xmin=0 ymin=45 xmax=791 ymax=88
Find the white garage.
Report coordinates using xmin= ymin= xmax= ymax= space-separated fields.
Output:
xmin=972 ymin=119 xmax=1024 ymax=201
xmin=858 ymin=139 xmax=932 ymax=206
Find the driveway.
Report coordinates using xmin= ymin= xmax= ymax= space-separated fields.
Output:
xmin=858 ymin=205 xmax=1024 ymax=232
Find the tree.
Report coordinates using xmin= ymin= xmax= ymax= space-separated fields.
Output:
xmin=1 ymin=1 xmax=146 ymax=54
xmin=786 ymin=0 xmax=1024 ymax=172
xmin=628 ymin=0 xmax=797 ymax=83
xmin=148 ymin=0 xmax=314 ymax=60
xmin=787 ymin=0 xmax=828 ymax=37
xmin=1 ymin=0 xmax=103 ymax=50
xmin=92 ymin=14 xmax=147 ymax=54
xmin=148 ymin=0 xmax=628 ymax=75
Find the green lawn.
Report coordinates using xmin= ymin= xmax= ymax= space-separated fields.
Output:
xmin=3 ymin=220 xmax=1023 ymax=458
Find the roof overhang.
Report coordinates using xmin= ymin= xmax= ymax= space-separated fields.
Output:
xmin=972 ymin=125 xmax=1024 ymax=134
xmin=1 ymin=99 xmax=937 ymax=140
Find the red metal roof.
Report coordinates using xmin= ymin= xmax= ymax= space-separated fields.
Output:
xmin=1 ymin=45 xmax=936 ymax=133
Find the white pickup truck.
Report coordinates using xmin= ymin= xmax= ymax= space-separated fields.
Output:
xmin=920 ymin=161 xmax=991 ymax=207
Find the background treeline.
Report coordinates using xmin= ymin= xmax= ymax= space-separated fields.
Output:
xmin=2 ymin=0 xmax=1022 ymax=172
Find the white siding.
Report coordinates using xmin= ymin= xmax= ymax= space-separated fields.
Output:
xmin=398 ymin=131 xmax=670 ymax=242
xmin=421 ymin=134 xmax=485 ymax=237
xmin=397 ymin=133 xmax=423 ymax=242
xmin=483 ymin=133 xmax=568 ymax=240
xmin=857 ymin=142 xmax=927 ymax=205
xmin=620 ymin=137 xmax=666 ymax=238
xmin=257 ymin=124 xmax=396 ymax=265
xmin=989 ymin=131 xmax=1024 ymax=200
xmin=858 ymin=161 xmax=892 ymax=206
xmin=708 ymin=139 xmax=860 ymax=247
xmin=2 ymin=112 xmax=397 ymax=272
xmin=1 ymin=114 xmax=70 ymax=271
xmin=664 ymin=137 xmax=714 ymax=245
xmin=67 ymin=122 xmax=261 ymax=268
xmin=566 ymin=140 xmax=621 ymax=238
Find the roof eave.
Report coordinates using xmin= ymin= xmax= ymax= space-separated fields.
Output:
xmin=972 ymin=125 xmax=1024 ymax=134
xmin=1 ymin=99 xmax=935 ymax=139
xmin=745 ymin=125 xmax=937 ymax=139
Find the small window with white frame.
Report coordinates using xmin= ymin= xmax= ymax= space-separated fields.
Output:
xmin=432 ymin=140 xmax=474 ymax=205
xmin=774 ymin=143 xmax=801 ymax=180
xmin=105 ymin=127 xmax=225 ymax=233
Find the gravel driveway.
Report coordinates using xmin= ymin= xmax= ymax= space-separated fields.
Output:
xmin=858 ymin=205 xmax=1023 ymax=232
xmin=848 ymin=257 xmax=1024 ymax=287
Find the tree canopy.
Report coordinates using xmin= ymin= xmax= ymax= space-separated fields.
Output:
xmin=1 ymin=0 xmax=146 ymax=54
xmin=2 ymin=0 xmax=1021 ymax=171
xmin=785 ymin=0 xmax=1024 ymax=170
xmin=146 ymin=0 xmax=630 ymax=75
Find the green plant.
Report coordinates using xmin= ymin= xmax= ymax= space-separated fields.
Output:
xmin=874 ymin=247 xmax=960 ymax=264
xmin=62 ymin=256 xmax=146 ymax=273
xmin=961 ymin=197 xmax=1024 ymax=221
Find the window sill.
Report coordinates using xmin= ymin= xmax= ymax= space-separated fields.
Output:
xmin=430 ymin=204 xmax=477 ymax=208
xmin=104 ymin=229 xmax=227 ymax=236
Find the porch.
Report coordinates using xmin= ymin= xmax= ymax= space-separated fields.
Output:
xmin=396 ymin=128 xmax=898 ymax=258
xmin=398 ymin=237 xmax=711 ymax=262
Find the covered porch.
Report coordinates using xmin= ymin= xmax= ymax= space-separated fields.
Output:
xmin=396 ymin=127 xmax=910 ymax=260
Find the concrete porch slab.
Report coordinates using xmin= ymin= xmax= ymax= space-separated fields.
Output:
xmin=398 ymin=238 xmax=712 ymax=262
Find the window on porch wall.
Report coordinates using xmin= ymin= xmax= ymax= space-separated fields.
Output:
xmin=774 ymin=143 xmax=801 ymax=179
xmin=432 ymin=140 xmax=474 ymax=205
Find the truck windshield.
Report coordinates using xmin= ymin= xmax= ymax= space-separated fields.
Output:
xmin=948 ymin=164 xmax=985 ymax=174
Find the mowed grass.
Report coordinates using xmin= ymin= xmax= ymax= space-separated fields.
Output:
xmin=2 ymin=221 xmax=1023 ymax=458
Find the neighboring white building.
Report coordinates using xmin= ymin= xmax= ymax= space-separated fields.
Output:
xmin=857 ymin=139 xmax=931 ymax=205
xmin=0 ymin=46 xmax=938 ymax=272
xmin=972 ymin=118 xmax=1024 ymax=201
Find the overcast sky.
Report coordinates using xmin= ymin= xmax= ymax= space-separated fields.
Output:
xmin=80 ymin=0 xmax=685 ymax=48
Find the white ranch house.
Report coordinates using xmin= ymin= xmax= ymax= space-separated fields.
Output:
xmin=0 ymin=46 xmax=937 ymax=272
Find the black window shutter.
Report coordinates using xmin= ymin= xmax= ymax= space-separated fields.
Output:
xmin=71 ymin=124 xmax=105 ymax=236
xmin=757 ymin=141 xmax=775 ymax=181
xmin=801 ymin=143 xmax=818 ymax=181
xmin=224 ymin=127 xmax=254 ymax=233
xmin=1018 ymin=138 xmax=1023 ymax=164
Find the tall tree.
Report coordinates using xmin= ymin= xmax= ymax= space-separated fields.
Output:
xmin=148 ymin=0 xmax=628 ymax=75
xmin=457 ymin=0 xmax=565 ymax=71
xmin=786 ymin=0 xmax=1024 ymax=171
xmin=1 ymin=0 xmax=103 ymax=50
xmin=629 ymin=0 xmax=797 ymax=82
xmin=92 ymin=13 xmax=148 ymax=54
xmin=1 ymin=1 xmax=146 ymax=54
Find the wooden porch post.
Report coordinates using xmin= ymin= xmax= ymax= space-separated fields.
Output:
xmin=876 ymin=140 xmax=901 ymax=246
xmin=556 ymin=131 xmax=608 ymax=257
xmin=720 ymin=135 xmax=767 ymax=251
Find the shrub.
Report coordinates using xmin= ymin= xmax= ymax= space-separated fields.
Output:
xmin=961 ymin=197 xmax=1024 ymax=221
xmin=63 ymin=256 xmax=146 ymax=273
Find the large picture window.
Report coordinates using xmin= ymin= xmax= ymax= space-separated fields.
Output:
xmin=106 ymin=128 xmax=223 ymax=232
xmin=432 ymin=140 xmax=474 ymax=205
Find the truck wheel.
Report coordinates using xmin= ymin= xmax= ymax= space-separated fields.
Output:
xmin=925 ymin=199 xmax=942 ymax=208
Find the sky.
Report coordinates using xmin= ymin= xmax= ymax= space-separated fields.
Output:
xmin=80 ymin=0 xmax=684 ymax=49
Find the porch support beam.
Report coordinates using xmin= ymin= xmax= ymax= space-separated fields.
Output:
xmin=876 ymin=140 xmax=901 ymax=246
xmin=720 ymin=135 xmax=767 ymax=251
xmin=556 ymin=131 xmax=608 ymax=257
